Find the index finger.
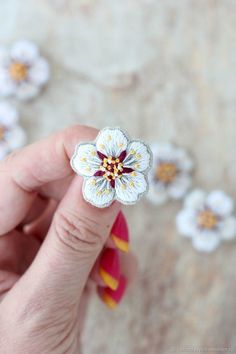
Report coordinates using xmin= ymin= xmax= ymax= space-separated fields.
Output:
xmin=0 ymin=125 xmax=98 ymax=235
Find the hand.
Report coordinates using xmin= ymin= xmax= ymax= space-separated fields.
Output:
xmin=0 ymin=125 xmax=137 ymax=354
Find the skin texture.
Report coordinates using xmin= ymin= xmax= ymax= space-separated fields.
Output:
xmin=0 ymin=125 xmax=137 ymax=354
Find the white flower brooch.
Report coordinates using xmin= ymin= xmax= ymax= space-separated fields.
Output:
xmin=0 ymin=101 xmax=27 ymax=159
xmin=71 ymin=127 xmax=152 ymax=208
xmin=147 ymin=143 xmax=193 ymax=205
xmin=176 ymin=189 xmax=236 ymax=252
xmin=0 ymin=40 xmax=50 ymax=101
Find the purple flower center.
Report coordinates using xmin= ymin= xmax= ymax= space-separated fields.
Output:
xmin=94 ymin=150 xmax=134 ymax=188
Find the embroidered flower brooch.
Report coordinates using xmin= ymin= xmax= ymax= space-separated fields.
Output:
xmin=0 ymin=40 xmax=50 ymax=100
xmin=0 ymin=101 xmax=27 ymax=159
xmin=71 ymin=127 xmax=152 ymax=208
xmin=147 ymin=142 xmax=193 ymax=205
xmin=176 ymin=189 xmax=236 ymax=252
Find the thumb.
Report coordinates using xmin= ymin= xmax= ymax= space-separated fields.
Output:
xmin=7 ymin=176 xmax=120 ymax=312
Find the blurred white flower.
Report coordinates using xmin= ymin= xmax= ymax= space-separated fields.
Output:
xmin=0 ymin=101 xmax=27 ymax=159
xmin=176 ymin=189 xmax=236 ymax=253
xmin=71 ymin=127 xmax=152 ymax=208
xmin=0 ymin=40 xmax=50 ymax=101
xmin=147 ymin=143 xmax=193 ymax=205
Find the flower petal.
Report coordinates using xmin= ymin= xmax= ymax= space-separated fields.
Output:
xmin=123 ymin=141 xmax=152 ymax=172
xmin=115 ymin=172 xmax=147 ymax=204
xmin=0 ymin=71 xmax=16 ymax=97
xmin=184 ymin=189 xmax=206 ymax=210
xmin=0 ymin=101 xmax=18 ymax=127
xmin=219 ymin=217 xmax=236 ymax=240
xmin=168 ymin=174 xmax=192 ymax=199
xmin=71 ymin=143 xmax=101 ymax=177
xmin=96 ymin=128 xmax=129 ymax=158
xmin=83 ymin=177 xmax=115 ymax=208
xmin=151 ymin=142 xmax=174 ymax=160
xmin=146 ymin=182 xmax=168 ymax=205
xmin=192 ymin=232 xmax=220 ymax=253
xmin=11 ymin=40 xmax=39 ymax=64
xmin=28 ymin=58 xmax=50 ymax=86
xmin=206 ymin=190 xmax=234 ymax=217
xmin=174 ymin=147 xmax=193 ymax=172
xmin=4 ymin=126 xmax=27 ymax=150
xmin=176 ymin=209 xmax=197 ymax=238
xmin=15 ymin=82 xmax=39 ymax=101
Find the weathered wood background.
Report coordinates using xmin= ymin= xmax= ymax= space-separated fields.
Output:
xmin=1 ymin=1 xmax=236 ymax=353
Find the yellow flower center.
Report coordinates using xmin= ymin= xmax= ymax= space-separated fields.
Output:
xmin=101 ymin=156 xmax=124 ymax=181
xmin=197 ymin=210 xmax=218 ymax=230
xmin=9 ymin=62 xmax=28 ymax=81
xmin=156 ymin=162 xmax=177 ymax=183
xmin=0 ymin=125 xmax=5 ymax=140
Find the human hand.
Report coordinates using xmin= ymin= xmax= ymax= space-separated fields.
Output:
xmin=0 ymin=125 xmax=137 ymax=354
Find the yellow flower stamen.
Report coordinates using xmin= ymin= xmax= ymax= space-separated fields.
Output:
xmin=197 ymin=210 xmax=218 ymax=230
xmin=156 ymin=162 xmax=177 ymax=183
xmin=9 ymin=62 xmax=28 ymax=81
xmin=0 ymin=126 xmax=5 ymax=140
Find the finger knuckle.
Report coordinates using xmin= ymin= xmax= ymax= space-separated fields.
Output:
xmin=53 ymin=209 xmax=105 ymax=254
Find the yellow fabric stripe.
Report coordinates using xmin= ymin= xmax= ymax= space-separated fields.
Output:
xmin=111 ymin=234 xmax=129 ymax=252
xmin=99 ymin=267 xmax=119 ymax=290
xmin=102 ymin=292 xmax=117 ymax=309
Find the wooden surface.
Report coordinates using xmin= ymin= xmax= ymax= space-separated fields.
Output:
xmin=1 ymin=1 xmax=236 ymax=353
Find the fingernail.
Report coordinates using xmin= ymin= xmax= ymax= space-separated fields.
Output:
xmin=99 ymin=248 xmax=120 ymax=290
xmin=110 ymin=211 xmax=129 ymax=253
xmin=99 ymin=275 xmax=127 ymax=309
